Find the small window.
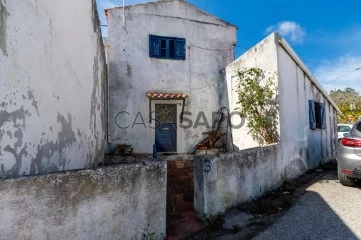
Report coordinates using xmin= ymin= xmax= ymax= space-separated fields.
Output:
xmin=149 ymin=35 xmax=186 ymax=60
xmin=309 ymin=100 xmax=326 ymax=130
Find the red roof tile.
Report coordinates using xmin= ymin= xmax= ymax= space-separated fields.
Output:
xmin=146 ymin=91 xmax=189 ymax=99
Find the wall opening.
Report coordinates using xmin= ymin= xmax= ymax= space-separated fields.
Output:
xmin=155 ymin=104 xmax=177 ymax=152
xmin=166 ymin=159 xmax=206 ymax=239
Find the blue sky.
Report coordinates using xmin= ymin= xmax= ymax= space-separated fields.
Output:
xmin=96 ymin=0 xmax=361 ymax=93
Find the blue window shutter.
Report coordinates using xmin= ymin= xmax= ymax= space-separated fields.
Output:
xmin=175 ymin=38 xmax=186 ymax=60
xmin=320 ymin=103 xmax=326 ymax=129
xmin=309 ymin=100 xmax=316 ymax=130
xmin=149 ymin=35 xmax=161 ymax=58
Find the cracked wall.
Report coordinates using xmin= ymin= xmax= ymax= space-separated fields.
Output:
xmin=0 ymin=0 xmax=107 ymax=178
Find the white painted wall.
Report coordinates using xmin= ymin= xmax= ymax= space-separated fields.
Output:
xmin=277 ymin=42 xmax=338 ymax=172
xmin=225 ymin=33 xmax=280 ymax=150
xmin=0 ymin=0 xmax=107 ymax=178
xmin=107 ymin=0 xmax=236 ymax=153
xmin=194 ymin=35 xmax=339 ymax=216
xmin=226 ymin=32 xmax=338 ymax=175
xmin=195 ymin=145 xmax=282 ymax=217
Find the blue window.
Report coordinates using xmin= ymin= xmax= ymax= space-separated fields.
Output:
xmin=149 ymin=35 xmax=186 ymax=60
xmin=309 ymin=100 xmax=326 ymax=130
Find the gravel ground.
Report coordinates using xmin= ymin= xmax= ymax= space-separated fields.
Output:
xmin=186 ymin=165 xmax=326 ymax=240
xmin=253 ymin=171 xmax=361 ymax=240
xmin=187 ymin=161 xmax=361 ymax=240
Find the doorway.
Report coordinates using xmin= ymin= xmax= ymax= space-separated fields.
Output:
xmin=155 ymin=104 xmax=177 ymax=153
xmin=166 ymin=160 xmax=207 ymax=239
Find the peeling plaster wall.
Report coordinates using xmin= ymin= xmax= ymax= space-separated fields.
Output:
xmin=194 ymin=145 xmax=281 ymax=217
xmin=0 ymin=0 xmax=107 ymax=178
xmin=0 ymin=161 xmax=167 ymax=240
xmin=107 ymin=1 xmax=237 ymax=153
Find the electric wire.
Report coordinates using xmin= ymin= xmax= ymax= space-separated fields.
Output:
xmin=324 ymin=67 xmax=361 ymax=84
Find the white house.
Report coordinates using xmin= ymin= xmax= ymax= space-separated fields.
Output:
xmin=106 ymin=0 xmax=237 ymax=154
xmin=226 ymin=32 xmax=340 ymax=172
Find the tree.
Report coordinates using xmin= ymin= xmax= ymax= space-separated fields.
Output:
xmin=329 ymin=88 xmax=361 ymax=123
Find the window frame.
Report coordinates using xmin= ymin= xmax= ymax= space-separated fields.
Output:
xmin=149 ymin=34 xmax=186 ymax=60
xmin=309 ymin=100 xmax=326 ymax=130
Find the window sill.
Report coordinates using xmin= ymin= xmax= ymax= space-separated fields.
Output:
xmin=150 ymin=57 xmax=185 ymax=61
xmin=312 ymin=129 xmax=325 ymax=131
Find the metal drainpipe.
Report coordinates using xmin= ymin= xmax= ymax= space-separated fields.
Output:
xmin=106 ymin=60 xmax=112 ymax=153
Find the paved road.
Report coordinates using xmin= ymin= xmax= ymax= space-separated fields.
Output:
xmin=253 ymin=171 xmax=361 ymax=240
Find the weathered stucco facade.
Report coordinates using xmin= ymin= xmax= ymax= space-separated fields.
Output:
xmin=194 ymin=145 xmax=281 ymax=217
xmin=276 ymin=37 xmax=339 ymax=171
xmin=0 ymin=0 xmax=342 ymax=236
xmin=194 ymin=35 xmax=340 ymax=216
xmin=107 ymin=0 xmax=237 ymax=154
xmin=226 ymin=32 xmax=339 ymax=174
xmin=0 ymin=160 xmax=167 ymax=240
xmin=0 ymin=0 xmax=107 ymax=178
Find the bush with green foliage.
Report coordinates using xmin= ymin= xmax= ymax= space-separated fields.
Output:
xmin=329 ymin=88 xmax=361 ymax=123
xmin=235 ymin=68 xmax=279 ymax=145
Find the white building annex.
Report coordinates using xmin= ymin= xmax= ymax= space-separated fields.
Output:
xmin=226 ymin=32 xmax=340 ymax=172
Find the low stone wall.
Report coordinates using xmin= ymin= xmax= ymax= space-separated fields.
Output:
xmin=0 ymin=160 xmax=167 ymax=240
xmin=194 ymin=144 xmax=285 ymax=217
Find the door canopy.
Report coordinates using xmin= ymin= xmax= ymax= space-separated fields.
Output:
xmin=146 ymin=91 xmax=189 ymax=123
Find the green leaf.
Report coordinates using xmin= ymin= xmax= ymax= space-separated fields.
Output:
xmin=234 ymin=68 xmax=279 ymax=144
